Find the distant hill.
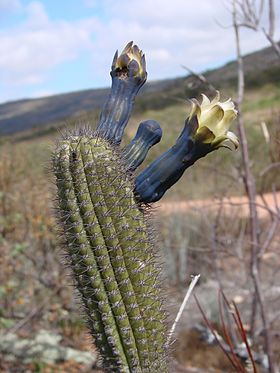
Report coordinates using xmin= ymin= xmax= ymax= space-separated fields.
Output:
xmin=0 ymin=42 xmax=279 ymax=135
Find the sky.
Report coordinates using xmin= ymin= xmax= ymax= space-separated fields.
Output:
xmin=0 ymin=0 xmax=279 ymax=104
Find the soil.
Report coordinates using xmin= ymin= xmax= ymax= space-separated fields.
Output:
xmin=156 ymin=191 xmax=280 ymax=219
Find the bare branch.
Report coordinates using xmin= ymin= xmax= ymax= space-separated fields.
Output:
xmin=262 ymin=28 xmax=280 ymax=57
xmin=268 ymin=0 xmax=275 ymax=38
xmin=231 ymin=1 xmax=276 ymax=371
xmin=167 ymin=274 xmax=200 ymax=346
xmin=258 ymin=219 xmax=279 ymax=258
xmin=181 ymin=65 xmax=217 ymax=93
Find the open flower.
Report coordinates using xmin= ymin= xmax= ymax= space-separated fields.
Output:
xmin=189 ymin=92 xmax=239 ymax=150
xmin=135 ymin=92 xmax=239 ymax=203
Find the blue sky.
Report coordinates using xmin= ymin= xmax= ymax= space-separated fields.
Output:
xmin=0 ymin=0 xmax=279 ymax=103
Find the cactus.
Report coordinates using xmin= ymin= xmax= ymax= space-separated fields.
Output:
xmin=53 ymin=42 xmax=238 ymax=372
xmin=53 ymin=134 xmax=166 ymax=372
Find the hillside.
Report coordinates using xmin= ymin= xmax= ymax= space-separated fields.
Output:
xmin=0 ymin=42 xmax=279 ymax=135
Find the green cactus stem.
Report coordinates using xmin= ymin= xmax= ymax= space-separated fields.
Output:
xmin=53 ymin=132 xmax=167 ymax=372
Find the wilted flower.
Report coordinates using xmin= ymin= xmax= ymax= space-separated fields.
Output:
xmin=189 ymin=92 xmax=239 ymax=150
xmin=112 ymin=41 xmax=147 ymax=80
xmin=97 ymin=42 xmax=147 ymax=144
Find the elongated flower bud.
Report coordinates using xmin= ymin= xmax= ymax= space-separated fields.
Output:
xmin=123 ymin=120 xmax=162 ymax=171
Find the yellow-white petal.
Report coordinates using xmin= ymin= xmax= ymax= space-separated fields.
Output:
xmin=189 ymin=99 xmax=201 ymax=119
xmin=216 ymin=108 xmax=237 ymax=133
xmin=201 ymin=93 xmax=211 ymax=108
xmin=219 ymin=99 xmax=237 ymax=113
xmin=200 ymin=104 xmax=224 ymax=135
xmin=225 ymin=131 xmax=239 ymax=149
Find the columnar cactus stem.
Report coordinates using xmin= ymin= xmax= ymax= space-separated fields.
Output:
xmin=53 ymin=133 xmax=167 ymax=372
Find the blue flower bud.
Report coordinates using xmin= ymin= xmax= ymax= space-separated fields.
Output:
xmin=123 ymin=120 xmax=162 ymax=171
xmin=134 ymin=116 xmax=199 ymax=203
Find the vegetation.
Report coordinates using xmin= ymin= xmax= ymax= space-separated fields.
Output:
xmin=1 ymin=39 xmax=280 ymax=372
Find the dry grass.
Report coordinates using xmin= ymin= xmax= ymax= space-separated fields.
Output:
xmin=0 ymin=82 xmax=280 ymax=371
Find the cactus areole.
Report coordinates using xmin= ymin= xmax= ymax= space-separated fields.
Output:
xmin=53 ymin=42 xmax=238 ymax=372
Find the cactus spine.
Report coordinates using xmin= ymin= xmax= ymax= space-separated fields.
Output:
xmin=53 ymin=134 xmax=167 ymax=372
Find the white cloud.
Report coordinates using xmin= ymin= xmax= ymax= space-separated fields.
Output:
xmin=0 ymin=0 xmax=22 ymax=13
xmin=83 ymin=0 xmax=98 ymax=8
xmin=29 ymin=88 xmax=55 ymax=98
xmin=109 ymin=0 xmax=223 ymax=28
xmin=0 ymin=1 xmax=95 ymax=93
xmin=25 ymin=1 xmax=49 ymax=28
xmin=87 ymin=0 xmax=280 ymax=82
